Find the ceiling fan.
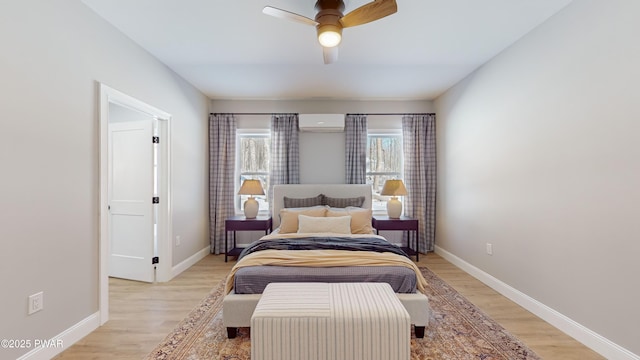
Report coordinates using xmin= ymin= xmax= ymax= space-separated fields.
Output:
xmin=263 ymin=0 xmax=398 ymax=64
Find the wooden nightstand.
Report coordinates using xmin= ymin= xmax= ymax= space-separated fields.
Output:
xmin=372 ymin=216 xmax=419 ymax=261
xmin=225 ymin=216 xmax=272 ymax=262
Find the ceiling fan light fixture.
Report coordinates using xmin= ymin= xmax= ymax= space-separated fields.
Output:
xmin=264 ymin=0 xmax=398 ymax=63
xmin=317 ymin=24 xmax=342 ymax=47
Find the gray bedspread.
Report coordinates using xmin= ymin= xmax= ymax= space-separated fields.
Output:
xmin=238 ymin=236 xmax=409 ymax=260
xmin=234 ymin=265 xmax=417 ymax=294
xmin=234 ymin=235 xmax=417 ymax=294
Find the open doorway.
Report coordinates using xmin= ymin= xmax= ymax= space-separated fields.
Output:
xmin=98 ymin=83 xmax=172 ymax=325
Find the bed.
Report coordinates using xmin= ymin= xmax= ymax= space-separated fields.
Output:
xmin=222 ymin=184 xmax=431 ymax=338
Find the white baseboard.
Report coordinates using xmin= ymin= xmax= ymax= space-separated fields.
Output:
xmin=16 ymin=312 xmax=100 ymax=360
xmin=170 ymin=246 xmax=210 ymax=279
xmin=434 ymin=245 xmax=639 ymax=360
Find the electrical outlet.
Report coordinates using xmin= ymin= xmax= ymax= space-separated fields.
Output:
xmin=486 ymin=243 xmax=493 ymax=255
xmin=176 ymin=235 xmax=181 ymax=246
xmin=28 ymin=292 xmax=44 ymax=315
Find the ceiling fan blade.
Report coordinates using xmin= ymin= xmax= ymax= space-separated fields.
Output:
xmin=323 ymin=46 xmax=339 ymax=64
xmin=340 ymin=0 xmax=397 ymax=28
xmin=263 ymin=6 xmax=318 ymax=26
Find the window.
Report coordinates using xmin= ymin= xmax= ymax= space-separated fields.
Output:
xmin=236 ymin=132 xmax=270 ymax=214
xmin=366 ymin=133 xmax=403 ymax=212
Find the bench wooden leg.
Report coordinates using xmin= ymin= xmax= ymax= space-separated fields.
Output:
xmin=226 ymin=327 xmax=237 ymax=339
xmin=415 ymin=326 xmax=425 ymax=338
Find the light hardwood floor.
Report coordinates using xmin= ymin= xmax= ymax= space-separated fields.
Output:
xmin=55 ymin=253 xmax=603 ymax=359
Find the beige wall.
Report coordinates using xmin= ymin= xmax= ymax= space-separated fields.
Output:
xmin=435 ymin=0 xmax=640 ymax=356
xmin=0 ymin=1 xmax=209 ymax=358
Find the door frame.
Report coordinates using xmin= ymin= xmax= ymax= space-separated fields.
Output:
xmin=98 ymin=83 xmax=172 ymax=325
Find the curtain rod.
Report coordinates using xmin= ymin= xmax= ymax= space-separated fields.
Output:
xmin=210 ymin=112 xmax=435 ymax=116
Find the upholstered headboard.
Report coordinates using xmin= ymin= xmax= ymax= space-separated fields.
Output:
xmin=272 ymin=184 xmax=372 ymax=229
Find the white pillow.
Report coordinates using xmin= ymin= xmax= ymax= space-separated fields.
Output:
xmin=297 ymin=214 xmax=352 ymax=234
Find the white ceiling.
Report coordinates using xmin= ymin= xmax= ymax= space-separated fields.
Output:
xmin=82 ymin=0 xmax=573 ymax=101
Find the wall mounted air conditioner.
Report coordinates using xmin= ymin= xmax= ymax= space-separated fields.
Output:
xmin=299 ymin=114 xmax=345 ymax=132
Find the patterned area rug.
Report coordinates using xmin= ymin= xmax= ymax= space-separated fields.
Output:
xmin=146 ymin=267 xmax=540 ymax=360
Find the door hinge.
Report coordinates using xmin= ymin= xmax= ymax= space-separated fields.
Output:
xmin=152 ymin=257 xmax=159 ymax=264
xmin=153 ymin=197 xmax=159 ymax=204
xmin=153 ymin=136 xmax=159 ymax=144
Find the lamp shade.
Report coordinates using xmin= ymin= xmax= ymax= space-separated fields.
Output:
xmin=238 ymin=179 xmax=265 ymax=196
xmin=380 ymin=180 xmax=408 ymax=196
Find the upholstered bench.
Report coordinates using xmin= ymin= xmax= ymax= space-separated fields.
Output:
xmin=251 ymin=282 xmax=410 ymax=360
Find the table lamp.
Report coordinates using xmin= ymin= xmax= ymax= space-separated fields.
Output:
xmin=238 ymin=179 xmax=265 ymax=219
xmin=380 ymin=179 xmax=407 ymax=219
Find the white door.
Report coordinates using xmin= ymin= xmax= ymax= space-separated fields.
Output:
xmin=108 ymin=119 xmax=155 ymax=283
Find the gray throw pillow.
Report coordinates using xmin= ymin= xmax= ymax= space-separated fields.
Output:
xmin=323 ymin=196 xmax=365 ymax=208
xmin=283 ymin=194 xmax=324 ymax=208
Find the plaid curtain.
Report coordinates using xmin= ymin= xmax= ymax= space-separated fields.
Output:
xmin=269 ymin=114 xmax=300 ymax=206
xmin=344 ymin=114 xmax=368 ymax=184
xmin=402 ymin=114 xmax=436 ymax=252
xmin=209 ymin=114 xmax=236 ymax=254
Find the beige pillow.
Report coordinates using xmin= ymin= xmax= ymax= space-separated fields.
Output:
xmin=297 ymin=214 xmax=351 ymax=234
xmin=325 ymin=207 xmax=348 ymax=216
xmin=326 ymin=207 xmax=374 ymax=234
xmin=279 ymin=206 xmax=327 ymax=233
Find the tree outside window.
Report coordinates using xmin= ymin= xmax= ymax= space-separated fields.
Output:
xmin=366 ymin=134 xmax=403 ymax=212
xmin=237 ymin=134 xmax=270 ymax=213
